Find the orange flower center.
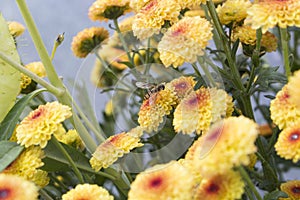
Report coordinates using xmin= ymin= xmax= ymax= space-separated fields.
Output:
xmin=289 ymin=131 xmax=300 ymax=142
xmin=205 ymin=182 xmax=220 ymax=193
xmin=175 ymin=82 xmax=188 ymax=90
xmin=172 ymin=26 xmax=187 ymax=37
xmin=149 ymin=177 xmax=163 ymax=188
xmin=0 ymin=188 xmax=11 ymax=199
xmin=32 ymin=111 xmax=41 ymax=119
xmin=292 ymin=186 xmax=300 ymax=194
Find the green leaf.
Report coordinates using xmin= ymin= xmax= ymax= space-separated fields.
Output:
xmin=42 ymin=138 xmax=91 ymax=172
xmin=0 ymin=141 xmax=24 ymax=172
xmin=0 ymin=14 xmax=21 ymax=122
xmin=263 ymin=190 xmax=288 ymax=200
xmin=0 ymin=88 xmax=46 ymax=140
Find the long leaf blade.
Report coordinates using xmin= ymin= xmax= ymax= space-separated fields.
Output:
xmin=0 ymin=141 xmax=24 ymax=172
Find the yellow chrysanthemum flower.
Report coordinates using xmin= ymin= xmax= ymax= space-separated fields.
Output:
xmin=128 ymin=161 xmax=194 ymax=200
xmin=280 ymin=180 xmax=300 ymax=200
xmin=90 ymin=126 xmax=144 ymax=171
xmin=71 ymin=27 xmax=109 ymax=58
xmin=287 ymin=70 xmax=300 ymax=109
xmin=0 ymin=174 xmax=39 ymax=200
xmin=7 ymin=21 xmax=25 ymax=37
xmin=16 ymin=101 xmax=72 ymax=148
xmin=270 ymin=85 xmax=300 ymax=130
xmin=166 ymin=76 xmax=196 ymax=101
xmin=275 ymin=124 xmax=300 ymax=163
xmin=132 ymin=0 xmax=181 ymax=40
xmin=178 ymin=0 xmax=206 ymax=9
xmin=20 ymin=61 xmax=47 ymax=89
xmin=54 ymin=125 xmax=84 ymax=149
xmin=62 ymin=184 xmax=114 ymax=200
xmin=173 ymin=88 xmax=212 ymax=135
xmin=138 ymin=87 xmax=177 ymax=132
xmin=232 ymin=25 xmax=278 ymax=53
xmin=185 ymin=116 xmax=258 ymax=177
xmin=88 ymin=0 xmax=131 ymax=21
xmin=194 ymin=170 xmax=245 ymax=200
xmin=158 ymin=16 xmax=213 ymax=68
xmin=3 ymin=146 xmax=49 ymax=187
xmin=216 ymin=0 xmax=251 ymax=25
xmin=246 ymin=0 xmax=300 ymax=33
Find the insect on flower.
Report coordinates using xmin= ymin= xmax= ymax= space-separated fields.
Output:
xmin=135 ymin=81 xmax=165 ymax=100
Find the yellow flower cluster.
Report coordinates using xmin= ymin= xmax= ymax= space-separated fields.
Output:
xmin=270 ymin=70 xmax=300 ymax=163
xmin=2 ymin=146 xmax=49 ymax=187
xmin=138 ymin=76 xmax=233 ymax=134
xmin=246 ymin=0 xmax=300 ymax=33
xmin=62 ymin=184 xmax=114 ymax=200
xmin=216 ymin=0 xmax=251 ymax=25
xmin=185 ymin=116 xmax=259 ymax=177
xmin=138 ymin=86 xmax=177 ymax=132
xmin=90 ymin=126 xmax=144 ymax=171
xmin=16 ymin=101 xmax=72 ymax=148
xmin=71 ymin=27 xmax=109 ymax=58
xmin=158 ymin=16 xmax=213 ymax=68
xmin=0 ymin=174 xmax=39 ymax=200
xmin=128 ymin=161 xmax=194 ymax=200
xmin=89 ymin=0 xmax=131 ymax=21
xmin=20 ymin=61 xmax=47 ymax=89
xmin=132 ymin=0 xmax=180 ymax=40
xmin=54 ymin=125 xmax=84 ymax=149
xmin=232 ymin=25 xmax=278 ymax=53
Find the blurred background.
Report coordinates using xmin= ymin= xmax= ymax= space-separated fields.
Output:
xmin=1 ymin=0 xmax=104 ymax=80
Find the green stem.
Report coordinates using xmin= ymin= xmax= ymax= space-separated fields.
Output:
xmin=0 ymin=51 xmax=64 ymax=96
xmin=197 ymin=57 xmax=217 ymax=87
xmin=51 ymin=136 xmax=84 ymax=183
xmin=72 ymin=112 xmax=98 ymax=152
xmin=39 ymin=189 xmax=54 ymax=200
xmin=113 ymin=19 xmax=134 ymax=66
xmin=191 ymin=63 xmax=202 ymax=77
xmin=16 ymin=0 xmax=64 ymax=88
xmin=238 ymin=166 xmax=262 ymax=200
xmin=46 ymin=152 xmax=116 ymax=180
xmin=246 ymin=29 xmax=262 ymax=93
xmin=206 ymin=0 xmax=244 ymax=91
xmin=242 ymin=95 xmax=255 ymax=120
xmin=70 ymin=92 xmax=105 ymax=143
xmin=279 ymin=28 xmax=291 ymax=77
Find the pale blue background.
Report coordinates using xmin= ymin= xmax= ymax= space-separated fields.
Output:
xmin=1 ymin=0 xmax=104 ymax=79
